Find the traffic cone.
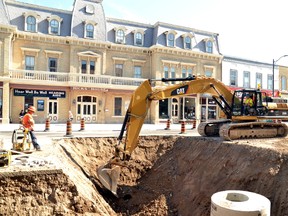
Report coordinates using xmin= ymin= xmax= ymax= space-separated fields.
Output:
xmin=65 ymin=120 xmax=73 ymax=137
xmin=44 ymin=118 xmax=50 ymax=132
xmin=79 ymin=118 xmax=85 ymax=131
xmin=165 ymin=119 xmax=171 ymax=130
xmin=180 ymin=121 xmax=186 ymax=134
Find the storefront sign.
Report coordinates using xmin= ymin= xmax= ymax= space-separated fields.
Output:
xmin=72 ymin=87 xmax=108 ymax=92
xmin=14 ymin=89 xmax=66 ymax=98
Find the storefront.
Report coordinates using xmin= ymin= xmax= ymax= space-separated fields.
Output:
xmin=11 ymin=87 xmax=67 ymax=123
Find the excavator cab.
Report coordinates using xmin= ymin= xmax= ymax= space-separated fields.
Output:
xmin=231 ymin=89 xmax=268 ymax=117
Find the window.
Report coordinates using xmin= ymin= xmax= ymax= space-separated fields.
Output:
xmin=205 ymin=70 xmax=212 ymax=77
xmin=50 ymin=20 xmax=59 ymax=34
xmin=243 ymin=71 xmax=250 ymax=88
xmin=163 ymin=65 xmax=177 ymax=83
xmin=164 ymin=66 xmax=169 ymax=79
xmin=184 ymin=36 xmax=191 ymax=49
xmin=256 ymin=73 xmax=262 ymax=89
xmin=134 ymin=66 xmax=142 ymax=78
xmin=116 ymin=29 xmax=125 ymax=43
xmin=25 ymin=56 xmax=35 ymax=70
xmin=49 ymin=58 xmax=57 ymax=72
xmin=267 ymin=74 xmax=273 ymax=90
xmin=115 ymin=64 xmax=123 ymax=77
xmin=230 ymin=69 xmax=237 ymax=86
xmin=206 ymin=40 xmax=213 ymax=53
xmin=47 ymin=15 xmax=62 ymax=35
xmin=167 ymin=33 xmax=175 ymax=47
xmin=86 ymin=24 xmax=94 ymax=38
xmin=281 ymin=76 xmax=287 ymax=91
xmin=135 ymin=32 xmax=143 ymax=46
xmin=90 ymin=61 xmax=95 ymax=74
xmin=81 ymin=60 xmax=87 ymax=74
xmin=114 ymin=97 xmax=122 ymax=116
xmin=26 ymin=16 xmax=36 ymax=32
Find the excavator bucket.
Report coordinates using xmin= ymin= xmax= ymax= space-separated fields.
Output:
xmin=97 ymin=164 xmax=121 ymax=196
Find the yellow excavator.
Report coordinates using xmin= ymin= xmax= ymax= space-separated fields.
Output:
xmin=97 ymin=76 xmax=288 ymax=195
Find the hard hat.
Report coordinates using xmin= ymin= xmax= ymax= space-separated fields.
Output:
xmin=28 ymin=106 xmax=36 ymax=112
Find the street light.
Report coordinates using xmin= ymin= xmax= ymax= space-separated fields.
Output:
xmin=273 ymin=55 xmax=288 ymax=97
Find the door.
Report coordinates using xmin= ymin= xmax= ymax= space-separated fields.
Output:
xmin=76 ymin=96 xmax=97 ymax=122
xmin=48 ymin=99 xmax=58 ymax=122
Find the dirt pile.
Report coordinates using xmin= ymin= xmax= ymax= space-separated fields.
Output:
xmin=1 ymin=136 xmax=288 ymax=215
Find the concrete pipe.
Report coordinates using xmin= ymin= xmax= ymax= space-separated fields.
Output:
xmin=211 ymin=190 xmax=270 ymax=216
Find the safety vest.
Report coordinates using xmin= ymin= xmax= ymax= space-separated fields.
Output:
xmin=245 ymin=98 xmax=253 ymax=107
xmin=22 ymin=112 xmax=34 ymax=131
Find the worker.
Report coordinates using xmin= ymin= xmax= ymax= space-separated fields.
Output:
xmin=244 ymin=94 xmax=254 ymax=115
xmin=22 ymin=106 xmax=41 ymax=151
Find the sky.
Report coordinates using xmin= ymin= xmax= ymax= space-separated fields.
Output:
xmin=18 ymin=0 xmax=288 ymax=65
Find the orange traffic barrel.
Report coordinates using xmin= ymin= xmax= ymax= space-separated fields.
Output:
xmin=79 ymin=118 xmax=85 ymax=131
xmin=44 ymin=118 xmax=50 ymax=132
xmin=180 ymin=121 xmax=186 ymax=134
xmin=65 ymin=120 xmax=73 ymax=137
xmin=165 ymin=119 xmax=171 ymax=130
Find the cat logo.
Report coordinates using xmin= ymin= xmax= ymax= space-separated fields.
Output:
xmin=171 ymin=85 xmax=189 ymax=96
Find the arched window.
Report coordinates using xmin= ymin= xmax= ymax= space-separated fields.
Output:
xmin=135 ymin=32 xmax=143 ymax=45
xmin=206 ymin=40 xmax=213 ymax=53
xmin=116 ymin=29 xmax=125 ymax=43
xmin=86 ymin=24 xmax=94 ymax=38
xmin=50 ymin=19 xmax=59 ymax=34
xmin=47 ymin=15 xmax=62 ymax=35
xmin=185 ymin=36 xmax=191 ymax=49
xmin=168 ymin=33 xmax=175 ymax=47
xmin=27 ymin=16 xmax=36 ymax=32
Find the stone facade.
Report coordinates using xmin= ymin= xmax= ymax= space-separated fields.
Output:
xmin=0 ymin=0 xmax=223 ymax=124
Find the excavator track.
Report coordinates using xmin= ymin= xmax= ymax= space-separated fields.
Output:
xmin=198 ymin=119 xmax=232 ymax=137
xmin=219 ymin=122 xmax=288 ymax=140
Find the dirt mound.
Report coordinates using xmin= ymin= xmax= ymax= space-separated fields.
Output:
xmin=1 ymin=136 xmax=288 ymax=215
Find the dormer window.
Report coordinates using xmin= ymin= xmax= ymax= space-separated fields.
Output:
xmin=165 ymin=30 xmax=177 ymax=47
xmin=114 ymin=27 xmax=127 ymax=44
xmin=27 ymin=16 xmax=36 ymax=32
xmin=132 ymin=29 xmax=145 ymax=46
xmin=83 ymin=21 xmax=97 ymax=39
xmin=205 ymin=39 xmax=213 ymax=53
xmin=47 ymin=15 xmax=62 ymax=35
xmin=182 ymin=33 xmax=194 ymax=50
xmin=23 ymin=12 xmax=40 ymax=32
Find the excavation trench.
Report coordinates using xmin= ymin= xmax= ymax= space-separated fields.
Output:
xmin=0 ymin=136 xmax=288 ymax=215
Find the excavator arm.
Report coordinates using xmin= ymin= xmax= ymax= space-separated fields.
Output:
xmin=97 ymin=76 xmax=234 ymax=195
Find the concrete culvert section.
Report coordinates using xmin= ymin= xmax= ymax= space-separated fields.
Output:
xmin=1 ymin=136 xmax=288 ymax=215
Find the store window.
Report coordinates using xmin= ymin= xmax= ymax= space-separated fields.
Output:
xmin=281 ymin=76 xmax=287 ymax=91
xmin=114 ymin=97 xmax=122 ymax=116
xmin=159 ymin=99 xmax=169 ymax=119
xmin=201 ymin=97 xmax=217 ymax=121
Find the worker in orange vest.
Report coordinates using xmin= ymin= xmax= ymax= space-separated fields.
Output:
xmin=22 ymin=106 xmax=41 ymax=151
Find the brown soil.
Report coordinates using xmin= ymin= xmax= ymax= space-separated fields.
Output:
xmin=1 ymin=135 xmax=288 ymax=215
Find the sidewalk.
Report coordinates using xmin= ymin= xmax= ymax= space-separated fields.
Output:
xmin=0 ymin=122 xmax=184 ymax=133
